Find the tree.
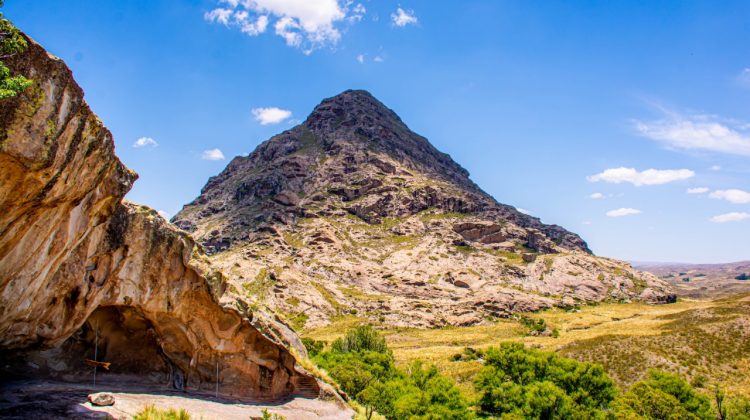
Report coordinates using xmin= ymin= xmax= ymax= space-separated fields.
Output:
xmin=313 ymin=326 xmax=470 ymax=419
xmin=612 ymin=370 xmax=713 ymax=420
xmin=0 ymin=0 xmax=32 ymax=99
xmin=474 ymin=342 xmax=617 ymax=419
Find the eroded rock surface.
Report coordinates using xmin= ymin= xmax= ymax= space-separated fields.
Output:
xmin=173 ymin=90 xmax=673 ymax=329
xmin=0 ymin=34 xmax=328 ymax=403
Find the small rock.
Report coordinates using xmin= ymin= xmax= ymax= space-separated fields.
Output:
xmin=88 ymin=392 xmax=115 ymax=406
xmin=522 ymin=253 xmax=536 ymax=263
xmin=453 ymin=280 xmax=471 ymax=288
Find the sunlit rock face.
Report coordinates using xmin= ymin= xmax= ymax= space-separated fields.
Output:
xmin=172 ymin=90 xmax=674 ymax=329
xmin=0 ymin=33 xmax=321 ymax=400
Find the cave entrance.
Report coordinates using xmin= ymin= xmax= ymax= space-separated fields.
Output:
xmin=52 ymin=306 xmax=175 ymax=387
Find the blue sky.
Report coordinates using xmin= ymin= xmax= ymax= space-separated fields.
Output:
xmin=6 ymin=1 xmax=749 ymax=263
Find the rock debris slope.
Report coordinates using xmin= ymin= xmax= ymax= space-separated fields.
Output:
xmin=0 ymin=33 xmax=335 ymax=404
xmin=173 ymin=90 xmax=674 ymax=329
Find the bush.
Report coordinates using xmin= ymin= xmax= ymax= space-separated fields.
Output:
xmin=331 ymin=325 xmax=390 ymax=354
xmin=314 ymin=326 xmax=469 ymax=419
xmin=301 ymin=337 xmax=325 ymax=357
xmin=451 ymin=347 xmax=484 ymax=362
xmin=133 ymin=405 xmax=191 ymax=420
xmin=517 ymin=315 xmax=549 ymax=336
xmin=474 ymin=342 xmax=617 ymax=418
xmin=0 ymin=4 xmax=32 ymax=99
xmin=612 ymin=370 xmax=713 ymax=419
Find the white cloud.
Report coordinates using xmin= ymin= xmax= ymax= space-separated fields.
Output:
xmin=710 ymin=165 xmax=722 ymax=171
xmin=252 ymin=107 xmax=292 ymax=125
xmin=516 ymin=208 xmax=531 ymax=215
xmin=356 ymin=54 xmax=365 ymax=63
xmin=606 ymin=208 xmax=642 ymax=217
xmin=349 ymin=3 xmax=366 ymax=22
xmin=133 ymin=137 xmax=158 ymax=148
xmin=582 ymin=221 xmax=592 ymax=225
xmin=587 ymin=167 xmax=694 ymax=186
xmin=635 ymin=110 xmax=750 ymax=156
xmin=686 ymin=187 xmax=709 ymax=194
xmin=201 ymin=148 xmax=226 ymax=161
xmin=391 ymin=7 xmax=417 ymax=27
xmin=709 ymin=189 xmax=750 ymax=204
xmin=205 ymin=8 xmax=233 ymax=25
xmin=157 ymin=210 xmax=170 ymax=220
xmin=589 ymin=192 xmax=605 ymax=199
xmin=204 ymin=0 xmax=366 ymax=52
xmin=373 ymin=55 xmax=384 ymax=62
xmin=710 ymin=212 xmax=750 ymax=223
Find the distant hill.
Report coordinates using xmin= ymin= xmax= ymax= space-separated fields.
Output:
xmin=634 ymin=261 xmax=750 ymax=298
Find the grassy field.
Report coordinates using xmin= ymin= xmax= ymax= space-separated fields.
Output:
xmin=304 ymin=294 xmax=750 ymax=399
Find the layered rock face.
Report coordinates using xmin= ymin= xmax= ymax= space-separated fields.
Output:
xmin=0 ymin=34 xmax=320 ymax=400
xmin=174 ymin=90 xmax=674 ymax=329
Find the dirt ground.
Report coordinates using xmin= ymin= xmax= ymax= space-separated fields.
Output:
xmin=0 ymin=380 xmax=353 ymax=419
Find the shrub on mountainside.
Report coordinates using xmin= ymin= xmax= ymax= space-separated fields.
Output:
xmin=611 ymin=370 xmax=713 ymax=420
xmin=301 ymin=337 xmax=325 ymax=357
xmin=474 ymin=342 xmax=617 ymax=418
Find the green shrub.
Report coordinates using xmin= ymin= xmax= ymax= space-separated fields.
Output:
xmin=474 ymin=342 xmax=617 ymax=418
xmin=302 ymin=337 xmax=326 ymax=357
xmin=314 ymin=326 xmax=470 ymax=419
xmin=0 ymin=4 xmax=32 ymax=99
xmin=612 ymin=370 xmax=713 ymax=419
xmin=451 ymin=347 xmax=484 ymax=362
xmin=516 ymin=315 xmax=548 ymax=335
xmin=331 ymin=325 xmax=390 ymax=355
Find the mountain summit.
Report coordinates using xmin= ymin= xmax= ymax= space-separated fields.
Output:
xmin=174 ymin=90 xmax=671 ymax=328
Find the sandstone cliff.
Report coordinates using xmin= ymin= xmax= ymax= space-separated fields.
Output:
xmin=173 ymin=90 xmax=674 ymax=329
xmin=0 ymin=33 xmax=325 ymax=402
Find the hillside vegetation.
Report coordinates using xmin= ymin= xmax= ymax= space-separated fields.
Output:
xmin=304 ymin=293 xmax=750 ymax=417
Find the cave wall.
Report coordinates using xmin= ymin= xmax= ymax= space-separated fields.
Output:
xmin=0 ymin=33 xmax=318 ymax=399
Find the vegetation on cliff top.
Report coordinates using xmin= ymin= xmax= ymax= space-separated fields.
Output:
xmin=0 ymin=1 xmax=32 ymax=99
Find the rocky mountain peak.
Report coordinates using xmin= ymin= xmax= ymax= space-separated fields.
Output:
xmin=170 ymin=89 xmax=672 ymax=329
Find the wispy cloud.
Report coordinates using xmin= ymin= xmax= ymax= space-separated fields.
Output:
xmin=738 ymin=68 xmax=750 ymax=88
xmin=589 ymin=192 xmax=606 ymax=199
xmin=201 ymin=148 xmax=226 ymax=161
xmin=356 ymin=54 xmax=365 ymax=63
xmin=204 ymin=0 xmax=366 ymax=53
xmin=606 ymin=208 xmax=641 ymax=217
xmin=709 ymin=189 xmax=750 ymax=204
xmin=686 ymin=187 xmax=709 ymax=194
xmin=252 ymin=107 xmax=292 ymax=125
xmin=516 ymin=208 xmax=531 ymax=215
xmin=710 ymin=165 xmax=722 ymax=171
xmin=588 ymin=167 xmax=694 ymax=186
xmin=391 ymin=7 xmax=417 ymax=27
xmin=133 ymin=137 xmax=158 ymax=148
xmin=710 ymin=212 xmax=750 ymax=223
xmin=634 ymin=108 xmax=750 ymax=156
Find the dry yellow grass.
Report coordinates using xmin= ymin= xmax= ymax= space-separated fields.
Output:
xmin=304 ymin=296 xmax=750 ymax=398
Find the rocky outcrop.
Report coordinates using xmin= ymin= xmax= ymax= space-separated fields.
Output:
xmin=0 ymin=34 xmax=324 ymax=401
xmin=173 ymin=90 xmax=673 ymax=329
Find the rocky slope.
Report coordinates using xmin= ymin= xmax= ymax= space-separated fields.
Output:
xmin=173 ymin=90 xmax=673 ymax=329
xmin=0 ymin=32 xmax=342 ymax=406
